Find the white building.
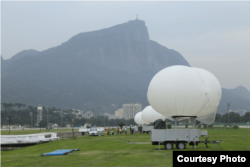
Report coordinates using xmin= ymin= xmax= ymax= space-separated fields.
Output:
xmin=2 ymin=124 xmax=21 ymax=129
xmin=84 ymin=111 xmax=94 ymax=118
xmin=115 ymin=108 xmax=124 ymax=118
xmin=72 ymin=110 xmax=84 ymax=118
xmin=123 ymin=103 xmax=142 ymax=120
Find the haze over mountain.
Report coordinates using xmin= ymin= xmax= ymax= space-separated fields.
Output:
xmin=1 ymin=19 xmax=249 ymax=115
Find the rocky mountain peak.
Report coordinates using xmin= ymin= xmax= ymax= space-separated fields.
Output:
xmin=67 ymin=19 xmax=149 ymax=45
xmin=57 ymin=19 xmax=188 ymax=74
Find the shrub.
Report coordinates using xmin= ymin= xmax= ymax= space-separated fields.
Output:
xmin=198 ymin=124 xmax=201 ymax=128
xmin=208 ymin=124 xmax=213 ymax=127
xmin=167 ymin=124 xmax=171 ymax=129
xmin=185 ymin=124 xmax=188 ymax=128
xmin=233 ymin=125 xmax=239 ymax=129
xmin=203 ymin=124 xmax=207 ymax=128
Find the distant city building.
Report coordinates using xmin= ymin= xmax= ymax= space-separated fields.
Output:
xmin=115 ymin=108 xmax=124 ymax=118
xmin=72 ymin=110 xmax=84 ymax=118
xmin=2 ymin=124 xmax=21 ymax=129
xmin=37 ymin=105 xmax=43 ymax=125
xmin=123 ymin=103 xmax=142 ymax=120
xmin=84 ymin=111 xmax=94 ymax=118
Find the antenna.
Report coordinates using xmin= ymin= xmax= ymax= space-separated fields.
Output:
xmin=91 ymin=107 xmax=95 ymax=117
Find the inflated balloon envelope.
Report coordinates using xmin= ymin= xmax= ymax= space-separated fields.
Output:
xmin=141 ymin=106 xmax=173 ymax=124
xmin=134 ymin=112 xmax=147 ymax=125
xmin=147 ymin=65 xmax=222 ymax=124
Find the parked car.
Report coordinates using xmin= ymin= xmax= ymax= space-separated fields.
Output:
xmin=89 ymin=127 xmax=98 ymax=136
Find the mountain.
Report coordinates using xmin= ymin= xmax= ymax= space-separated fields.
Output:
xmin=0 ymin=55 xmax=4 ymax=63
xmin=228 ymin=86 xmax=250 ymax=101
xmin=217 ymin=86 xmax=250 ymax=114
xmin=8 ymin=49 xmax=39 ymax=61
xmin=1 ymin=19 xmax=190 ymax=114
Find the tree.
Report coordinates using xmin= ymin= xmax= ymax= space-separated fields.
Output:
xmin=240 ymin=112 xmax=250 ymax=123
xmin=6 ymin=114 xmax=14 ymax=134
xmin=118 ymin=122 xmax=125 ymax=129
xmin=15 ymin=103 xmax=23 ymax=118
xmin=215 ymin=113 xmax=222 ymax=122
xmin=2 ymin=103 xmax=8 ymax=110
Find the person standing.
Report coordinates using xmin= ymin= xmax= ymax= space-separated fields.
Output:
xmin=119 ymin=128 xmax=122 ymax=135
xmin=131 ymin=126 xmax=134 ymax=134
xmin=117 ymin=127 xmax=119 ymax=135
xmin=107 ymin=127 xmax=109 ymax=135
xmin=125 ymin=127 xmax=127 ymax=135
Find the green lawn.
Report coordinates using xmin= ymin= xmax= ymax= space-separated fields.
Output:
xmin=1 ymin=128 xmax=250 ymax=167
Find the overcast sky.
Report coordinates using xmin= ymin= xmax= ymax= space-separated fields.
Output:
xmin=1 ymin=1 xmax=250 ymax=90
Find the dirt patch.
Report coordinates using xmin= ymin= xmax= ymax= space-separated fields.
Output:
xmin=57 ymin=132 xmax=82 ymax=139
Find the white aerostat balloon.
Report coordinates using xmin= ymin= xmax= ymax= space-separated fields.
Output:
xmin=147 ymin=65 xmax=221 ymax=119
xmin=141 ymin=106 xmax=170 ymax=124
xmin=134 ymin=112 xmax=146 ymax=125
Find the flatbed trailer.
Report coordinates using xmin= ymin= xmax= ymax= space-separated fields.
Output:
xmin=151 ymin=116 xmax=221 ymax=149
xmin=142 ymin=125 xmax=154 ymax=134
xmin=151 ymin=128 xmax=221 ymax=149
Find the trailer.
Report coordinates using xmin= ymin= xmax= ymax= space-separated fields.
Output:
xmin=151 ymin=116 xmax=221 ymax=149
xmin=151 ymin=129 xmax=207 ymax=148
xmin=142 ymin=125 xmax=154 ymax=134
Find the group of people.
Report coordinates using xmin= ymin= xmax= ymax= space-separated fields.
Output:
xmin=106 ymin=126 xmax=138 ymax=135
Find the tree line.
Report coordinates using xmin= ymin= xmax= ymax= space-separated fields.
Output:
xmin=1 ymin=103 xmax=249 ymax=127
xmin=0 ymin=103 xmax=135 ymax=127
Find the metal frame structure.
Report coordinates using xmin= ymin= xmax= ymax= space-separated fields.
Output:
xmin=151 ymin=116 xmax=221 ymax=149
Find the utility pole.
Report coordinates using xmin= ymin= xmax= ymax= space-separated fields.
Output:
xmin=40 ymin=120 xmax=41 ymax=131
xmin=60 ymin=111 xmax=63 ymax=128
xmin=46 ymin=106 xmax=49 ymax=130
xmin=104 ymin=115 xmax=105 ymax=127
xmin=6 ymin=117 xmax=10 ymax=134
xmin=227 ymin=102 xmax=230 ymax=126
xmin=72 ymin=119 xmax=75 ymax=138
xmin=61 ymin=116 xmax=63 ymax=128
xmin=30 ymin=112 xmax=33 ymax=128
xmin=6 ymin=115 xmax=13 ymax=135
xmin=92 ymin=108 xmax=95 ymax=118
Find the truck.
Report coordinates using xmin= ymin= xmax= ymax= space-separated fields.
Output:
xmin=78 ymin=127 xmax=105 ymax=135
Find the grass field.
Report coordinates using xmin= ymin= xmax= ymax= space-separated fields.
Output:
xmin=1 ymin=128 xmax=250 ymax=167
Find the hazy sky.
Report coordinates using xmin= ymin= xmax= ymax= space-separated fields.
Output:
xmin=1 ymin=1 xmax=250 ymax=90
